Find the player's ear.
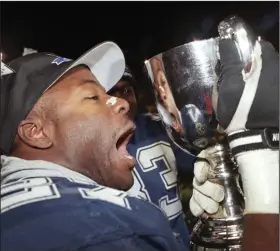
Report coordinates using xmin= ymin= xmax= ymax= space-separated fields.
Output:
xmin=17 ymin=117 xmax=53 ymax=149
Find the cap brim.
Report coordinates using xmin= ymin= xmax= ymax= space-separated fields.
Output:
xmin=46 ymin=41 xmax=125 ymax=92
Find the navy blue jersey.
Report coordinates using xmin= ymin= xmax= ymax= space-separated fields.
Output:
xmin=1 ymin=174 xmax=187 ymax=251
xmin=127 ymin=114 xmax=195 ymax=248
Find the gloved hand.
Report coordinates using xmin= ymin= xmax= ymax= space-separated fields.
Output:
xmin=216 ymin=38 xmax=279 ymax=214
xmin=190 ymin=39 xmax=279 ymax=218
xmin=217 ymin=37 xmax=279 ymax=251
xmin=189 ymin=146 xmax=225 ymax=217
xmin=217 ymin=39 xmax=278 ymax=135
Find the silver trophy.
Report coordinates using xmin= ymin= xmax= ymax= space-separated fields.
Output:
xmin=145 ymin=16 xmax=256 ymax=251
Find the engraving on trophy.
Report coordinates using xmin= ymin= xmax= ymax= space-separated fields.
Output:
xmin=195 ymin=122 xmax=206 ymax=136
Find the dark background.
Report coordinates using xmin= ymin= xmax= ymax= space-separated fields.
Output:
xmin=1 ymin=1 xmax=279 ymax=109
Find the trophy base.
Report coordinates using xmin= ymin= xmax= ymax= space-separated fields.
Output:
xmin=191 ymin=216 xmax=243 ymax=251
xmin=191 ymin=243 xmax=242 ymax=251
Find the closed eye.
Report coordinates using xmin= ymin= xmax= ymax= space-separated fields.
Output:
xmin=85 ymin=95 xmax=99 ymax=101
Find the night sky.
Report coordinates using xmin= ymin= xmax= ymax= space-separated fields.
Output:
xmin=1 ymin=1 xmax=279 ymax=104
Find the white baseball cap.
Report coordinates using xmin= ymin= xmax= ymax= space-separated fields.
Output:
xmin=45 ymin=41 xmax=126 ymax=92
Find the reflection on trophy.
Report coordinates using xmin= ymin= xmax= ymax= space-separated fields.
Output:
xmin=145 ymin=16 xmax=256 ymax=251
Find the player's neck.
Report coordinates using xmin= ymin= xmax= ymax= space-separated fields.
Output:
xmin=11 ymin=147 xmax=73 ymax=172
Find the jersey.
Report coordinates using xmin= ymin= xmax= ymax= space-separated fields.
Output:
xmin=1 ymin=158 xmax=187 ymax=251
xmin=127 ymin=113 xmax=195 ymax=248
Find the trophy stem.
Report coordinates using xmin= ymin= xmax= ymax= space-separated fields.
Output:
xmin=191 ymin=143 xmax=245 ymax=251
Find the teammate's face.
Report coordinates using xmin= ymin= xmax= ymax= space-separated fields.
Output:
xmin=150 ymin=58 xmax=183 ymax=135
xmin=108 ymin=80 xmax=137 ymax=120
xmin=46 ymin=66 xmax=136 ymax=190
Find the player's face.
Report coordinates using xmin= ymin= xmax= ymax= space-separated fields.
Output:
xmin=150 ymin=58 xmax=184 ymax=135
xmin=108 ymin=80 xmax=137 ymax=120
xmin=48 ymin=66 xmax=136 ymax=190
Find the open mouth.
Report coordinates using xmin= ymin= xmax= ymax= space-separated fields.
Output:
xmin=116 ymin=128 xmax=134 ymax=149
xmin=116 ymin=125 xmax=136 ymax=165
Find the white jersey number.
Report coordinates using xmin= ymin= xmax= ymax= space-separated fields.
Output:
xmin=1 ymin=178 xmax=131 ymax=213
xmin=1 ymin=177 xmax=61 ymax=213
xmin=129 ymin=141 xmax=182 ymax=220
xmin=79 ymin=186 xmax=131 ymax=210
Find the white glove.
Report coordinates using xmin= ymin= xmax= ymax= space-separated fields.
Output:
xmin=189 ymin=146 xmax=225 ymax=217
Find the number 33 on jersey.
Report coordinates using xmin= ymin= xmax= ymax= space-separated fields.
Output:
xmin=127 ymin=114 xmax=192 ymax=247
xmin=129 ymin=141 xmax=182 ymax=220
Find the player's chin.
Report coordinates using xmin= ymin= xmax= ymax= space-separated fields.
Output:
xmin=119 ymin=172 xmax=134 ymax=191
xmin=110 ymin=149 xmax=135 ymax=190
xmin=111 ymin=162 xmax=135 ymax=191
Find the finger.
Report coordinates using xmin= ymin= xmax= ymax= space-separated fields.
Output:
xmin=259 ymin=40 xmax=279 ymax=63
xmin=219 ymin=39 xmax=244 ymax=74
xmin=201 ymin=212 xmax=209 ymax=219
xmin=197 ymin=148 xmax=207 ymax=158
xmin=192 ymin=189 xmax=220 ymax=214
xmin=217 ymin=40 xmax=246 ymax=129
xmin=193 ymin=179 xmax=225 ymax=202
xmin=257 ymin=40 xmax=279 ymax=83
xmin=197 ymin=145 xmax=220 ymax=157
xmin=193 ymin=160 xmax=209 ymax=184
xmin=196 ymin=147 xmax=219 ymax=173
xmin=245 ymin=40 xmax=279 ymax=129
xmin=189 ymin=196 xmax=204 ymax=217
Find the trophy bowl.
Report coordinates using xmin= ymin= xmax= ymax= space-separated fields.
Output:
xmin=145 ymin=38 xmax=220 ymax=155
xmin=144 ymin=15 xmax=256 ymax=251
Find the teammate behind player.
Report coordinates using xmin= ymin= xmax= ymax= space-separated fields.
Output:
xmin=108 ymin=66 xmax=195 ymax=249
xmin=0 ymin=42 xmax=187 ymax=251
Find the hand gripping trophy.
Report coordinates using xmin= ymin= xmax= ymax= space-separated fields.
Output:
xmin=145 ymin=16 xmax=259 ymax=251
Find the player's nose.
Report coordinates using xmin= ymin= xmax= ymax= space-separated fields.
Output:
xmin=115 ymin=97 xmax=130 ymax=115
xmin=107 ymin=96 xmax=130 ymax=115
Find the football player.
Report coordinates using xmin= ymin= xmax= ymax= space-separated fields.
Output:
xmin=0 ymin=42 xmax=187 ymax=251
